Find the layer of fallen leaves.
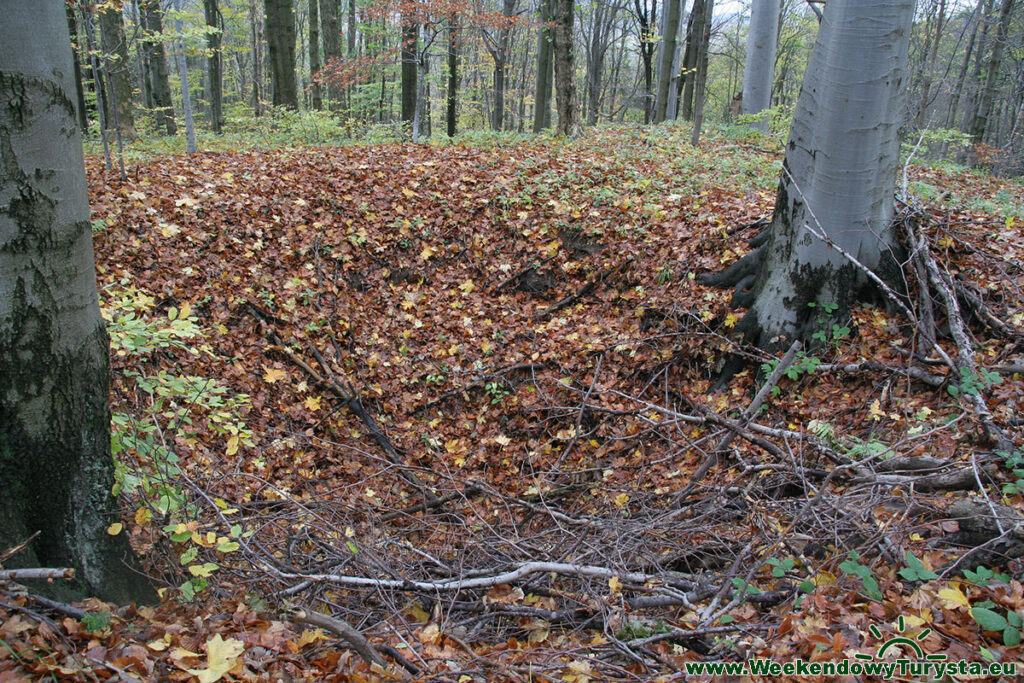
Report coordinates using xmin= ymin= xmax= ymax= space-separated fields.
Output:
xmin=3 ymin=126 xmax=1023 ymax=681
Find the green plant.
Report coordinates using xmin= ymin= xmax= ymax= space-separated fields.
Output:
xmin=963 ymin=565 xmax=1011 ymax=586
xmin=102 ymin=286 xmax=253 ymax=601
xmin=898 ymin=552 xmax=938 ymax=582
xmin=767 ymin=556 xmax=796 ymax=577
xmin=839 ymin=550 xmax=883 ymax=600
xmin=948 ymin=367 xmax=1002 ymax=398
xmin=971 ymin=605 xmax=1023 ymax=647
xmin=998 ymin=449 xmax=1024 ymax=497
xmin=80 ymin=611 xmax=112 ymax=634
xmin=484 ymin=381 xmax=512 ymax=404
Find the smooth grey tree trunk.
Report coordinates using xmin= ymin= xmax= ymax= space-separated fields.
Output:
xmin=0 ymin=0 xmax=154 ymax=604
xmin=140 ymin=0 xmax=177 ymax=134
xmin=173 ymin=0 xmax=196 ymax=153
xmin=309 ymin=0 xmax=322 ymax=110
xmin=204 ymin=0 xmax=225 ymax=130
xmin=322 ymin=0 xmax=342 ymax=108
xmin=265 ymin=0 xmax=299 ymax=109
xmin=970 ymin=0 xmax=1016 ymax=148
xmin=701 ymin=0 xmax=916 ymax=349
xmin=741 ymin=0 xmax=780 ymax=130
xmin=653 ymin=0 xmax=682 ymax=123
xmin=533 ymin=0 xmax=555 ymax=132
xmin=98 ymin=2 xmax=137 ymax=140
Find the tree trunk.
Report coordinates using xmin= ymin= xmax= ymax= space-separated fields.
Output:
xmin=551 ymin=0 xmax=580 ymax=136
xmin=490 ymin=0 xmax=516 ymax=131
xmin=447 ymin=17 xmax=459 ymax=137
xmin=347 ymin=0 xmax=356 ymax=56
xmin=308 ymin=0 xmax=322 ymax=109
xmin=533 ymin=0 xmax=554 ymax=132
xmin=633 ymin=0 xmax=656 ymax=124
xmin=401 ymin=14 xmax=417 ymax=126
xmin=250 ymin=0 xmax=266 ymax=116
xmin=679 ymin=0 xmax=705 ymax=120
xmin=265 ymin=0 xmax=298 ymax=109
xmin=321 ymin=0 xmax=341 ymax=107
xmin=0 ymin=0 xmax=154 ymax=604
xmin=98 ymin=1 xmax=137 ymax=140
xmin=66 ymin=6 xmax=89 ymax=132
xmin=204 ymin=0 xmax=225 ymax=131
xmin=173 ymin=0 xmax=197 ymax=152
xmin=741 ymin=0 xmax=780 ymax=130
xmin=689 ymin=0 xmax=713 ymax=144
xmin=970 ymin=0 xmax=1016 ymax=148
xmin=700 ymin=0 xmax=915 ymax=350
xmin=943 ymin=0 xmax=984 ymax=153
xmin=653 ymin=0 xmax=681 ymax=123
xmin=914 ymin=0 xmax=946 ymax=128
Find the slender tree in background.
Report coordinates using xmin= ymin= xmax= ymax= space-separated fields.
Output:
xmin=204 ymin=0 xmax=225 ymax=132
xmin=678 ymin=0 xmax=707 ymax=120
xmin=322 ymin=0 xmax=342 ymax=106
xmin=631 ymin=0 xmax=657 ymax=123
xmin=66 ymin=5 xmax=89 ymax=132
xmin=741 ymin=0 xmax=780 ymax=130
xmin=914 ymin=0 xmax=946 ymax=128
xmin=653 ymin=0 xmax=681 ymax=123
xmin=347 ymin=0 xmax=357 ymax=56
xmin=969 ymin=0 xmax=1016 ymax=150
xmin=140 ymin=0 xmax=177 ymax=134
xmin=583 ymin=0 xmax=623 ymax=126
xmin=447 ymin=14 xmax=459 ymax=137
xmin=173 ymin=0 xmax=197 ymax=151
xmin=551 ymin=0 xmax=580 ymax=136
xmin=689 ymin=0 xmax=713 ymax=143
xmin=482 ymin=0 xmax=517 ymax=131
xmin=265 ymin=0 xmax=299 ymax=109
xmin=249 ymin=0 xmax=266 ymax=115
xmin=309 ymin=0 xmax=323 ymax=109
xmin=401 ymin=10 xmax=418 ymax=126
xmin=700 ymin=0 xmax=916 ymax=350
xmin=98 ymin=0 xmax=138 ymax=140
xmin=0 ymin=0 xmax=154 ymax=604
xmin=533 ymin=0 xmax=554 ymax=132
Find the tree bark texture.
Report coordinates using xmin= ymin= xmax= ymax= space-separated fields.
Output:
xmin=309 ymin=0 xmax=322 ymax=109
xmin=321 ymin=0 xmax=342 ymax=106
xmin=533 ymin=0 xmax=554 ymax=132
xmin=265 ymin=0 xmax=298 ymax=109
xmin=551 ymin=0 xmax=580 ymax=136
xmin=139 ymin=1 xmax=176 ymax=134
xmin=653 ymin=0 xmax=681 ymax=123
xmin=741 ymin=0 xmax=780 ymax=130
xmin=447 ymin=17 xmax=459 ymax=137
xmin=0 ymin=0 xmax=154 ymax=604
xmin=401 ymin=14 xmax=417 ymax=125
xmin=706 ymin=0 xmax=916 ymax=349
xmin=204 ymin=0 xmax=225 ymax=130
xmin=98 ymin=1 xmax=137 ymax=140
xmin=970 ymin=0 xmax=1016 ymax=146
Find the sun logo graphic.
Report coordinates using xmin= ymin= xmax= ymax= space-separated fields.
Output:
xmin=856 ymin=615 xmax=947 ymax=663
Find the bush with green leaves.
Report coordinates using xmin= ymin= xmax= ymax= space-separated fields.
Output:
xmin=102 ymin=286 xmax=253 ymax=600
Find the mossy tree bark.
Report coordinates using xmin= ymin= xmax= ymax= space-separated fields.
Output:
xmin=551 ymin=0 xmax=580 ymax=137
xmin=0 ymin=0 xmax=154 ymax=603
xmin=699 ymin=0 xmax=916 ymax=351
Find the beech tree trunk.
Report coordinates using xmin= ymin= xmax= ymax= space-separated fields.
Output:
xmin=309 ymin=0 xmax=322 ymax=109
xmin=533 ymin=0 xmax=554 ymax=132
xmin=265 ymin=0 xmax=298 ymax=109
xmin=633 ymin=0 xmax=656 ymax=123
xmin=679 ymin=0 xmax=706 ymax=120
xmin=970 ymin=0 xmax=1016 ymax=148
xmin=700 ymin=0 xmax=916 ymax=350
xmin=250 ymin=0 xmax=266 ymax=115
xmin=321 ymin=0 xmax=341 ymax=106
xmin=741 ymin=0 xmax=780 ymax=130
xmin=204 ymin=0 xmax=225 ymax=131
xmin=447 ymin=17 xmax=459 ymax=137
xmin=98 ymin=1 xmax=137 ymax=140
xmin=401 ymin=14 xmax=417 ymax=126
xmin=0 ymin=0 xmax=154 ymax=604
xmin=551 ymin=0 xmax=580 ymax=136
xmin=653 ymin=0 xmax=681 ymax=123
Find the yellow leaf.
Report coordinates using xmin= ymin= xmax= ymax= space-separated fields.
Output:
xmin=481 ymin=339 xmax=493 ymax=354
xmin=724 ymin=313 xmax=739 ymax=328
xmin=135 ymin=508 xmax=152 ymax=526
xmin=545 ymin=240 xmax=561 ymax=257
xmin=107 ymin=522 xmax=123 ymax=536
xmin=226 ymin=435 xmax=239 ymax=456
xmin=402 ymin=187 xmax=417 ymax=198
xmin=938 ymin=584 xmax=970 ymax=609
xmin=813 ymin=570 xmax=837 ymax=586
xmin=188 ymin=562 xmax=218 ymax=577
xmin=304 ymin=396 xmax=322 ymax=411
xmin=186 ymin=634 xmax=245 ymax=683
xmin=420 ymin=245 xmax=436 ymax=260
xmin=294 ymin=629 xmax=326 ymax=648
xmin=263 ymin=367 xmax=286 ymax=383
xmin=179 ymin=301 xmax=192 ymax=319
xmin=160 ymin=223 xmax=181 ymax=238
xmin=869 ymin=399 xmax=885 ymax=421
xmin=613 ymin=493 xmax=630 ymax=507
xmin=495 ymin=434 xmax=511 ymax=447
xmin=608 ymin=576 xmax=622 ymax=594
xmin=458 ymin=280 xmax=475 ymax=294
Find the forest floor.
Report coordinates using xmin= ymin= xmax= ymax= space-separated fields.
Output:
xmin=2 ymin=125 xmax=1024 ymax=681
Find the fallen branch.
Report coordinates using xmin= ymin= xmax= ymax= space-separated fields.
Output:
xmin=0 ymin=568 xmax=75 ymax=582
xmin=291 ymin=608 xmax=387 ymax=668
xmin=533 ymin=260 xmax=632 ymax=320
